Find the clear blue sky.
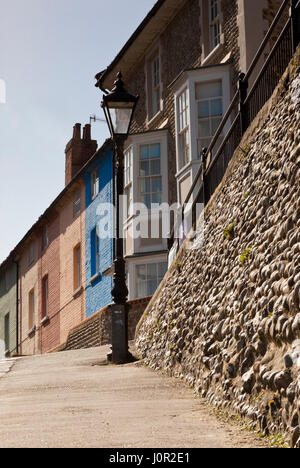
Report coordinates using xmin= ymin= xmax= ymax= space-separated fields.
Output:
xmin=0 ymin=0 xmax=157 ymax=264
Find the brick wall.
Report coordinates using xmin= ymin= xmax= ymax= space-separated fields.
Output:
xmin=58 ymin=181 xmax=86 ymax=345
xmin=55 ymin=296 xmax=152 ymax=352
xmin=18 ymin=241 xmax=40 ymax=355
xmin=37 ymin=214 xmax=61 ymax=354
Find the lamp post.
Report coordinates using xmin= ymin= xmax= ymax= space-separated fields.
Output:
xmin=101 ymin=72 xmax=139 ymax=364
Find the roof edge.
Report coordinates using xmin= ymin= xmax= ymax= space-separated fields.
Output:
xmin=0 ymin=138 xmax=113 ymax=273
xmin=95 ymin=0 xmax=166 ymax=89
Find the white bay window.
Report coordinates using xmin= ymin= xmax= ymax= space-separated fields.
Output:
xmin=139 ymin=143 xmax=162 ymax=209
xmin=173 ymin=64 xmax=231 ymax=204
xmin=196 ymin=80 xmax=223 ymax=155
xmin=136 ymin=262 xmax=167 ymax=298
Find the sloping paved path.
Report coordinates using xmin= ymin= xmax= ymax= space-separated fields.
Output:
xmin=0 ymin=346 xmax=268 ymax=448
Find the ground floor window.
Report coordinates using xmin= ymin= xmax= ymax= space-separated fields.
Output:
xmin=136 ymin=262 xmax=168 ymax=298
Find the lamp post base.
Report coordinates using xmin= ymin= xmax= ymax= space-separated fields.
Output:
xmin=107 ymin=304 xmax=135 ymax=365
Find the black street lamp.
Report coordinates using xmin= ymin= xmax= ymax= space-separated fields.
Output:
xmin=101 ymin=72 xmax=139 ymax=364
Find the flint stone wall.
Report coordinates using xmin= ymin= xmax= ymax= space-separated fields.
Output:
xmin=136 ymin=51 xmax=300 ymax=448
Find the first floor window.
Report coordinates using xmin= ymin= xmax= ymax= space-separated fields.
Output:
xmin=177 ymin=88 xmax=190 ymax=169
xmin=28 ymin=289 xmax=35 ymax=330
xmin=124 ymin=184 xmax=133 ymax=220
xmin=42 ymin=276 xmax=48 ymax=319
xmin=28 ymin=241 xmax=35 ymax=265
xmin=147 ymin=51 xmax=161 ymax=120
xmin=136 ymin=262 xmax=168 ymax=298
xmin=196 ymin=80 xmax=223 ymax=155
xmin=91 ymin=229 xmax=100 ymax=277
xmin=124 ymin=146 xmax=133 ymax=187
xmin=73 ymin=245 xmax=81 ymax=291
xmin=152 ymin=55 xmax=161 ymax=116
xmin=91 ymin=169 xmax=99 ymax=200
xmin=139 ymin=143 xmax=162 ymax=209
xmin=209 ymin=0 xmax=221 ymax=52
xmin=4 ymin=313 xmax=9 ymax=351
xmin=73 ymin=189 xmax=81 ymax=217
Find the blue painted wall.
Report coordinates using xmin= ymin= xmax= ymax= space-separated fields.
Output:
xmin=84 ymin=146 xmax=114 ymax=318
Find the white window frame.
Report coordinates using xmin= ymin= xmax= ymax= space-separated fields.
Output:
xmin=135 ymin=261 xmax=168 ymax=299
xmin=73 ymin=189 xmax=81 ymax=218
xmin=145 ymin=44 xmax=163 ymax=123
xmin=28 ymin=241 xmax=35 ymax=265
xmin=126 ymin=253 xmax=168 ymax=300
xmin=151 ymin=55 xmax=161 ymax=117
xmin=173 ymin=65 xmax=231 ymax=204
xmin=177 ymin=88 xmax=191 ymax=170
xmin=124 ymin=131 xmax=169 ymax=255
xmin=196 ymin=80 xmax=223 ymax=157
xmin=139 ymin=142 xmax=163 ymax=210
xmin=124 ymin=146 xmax=133 ymax=220
xmin=91 ymin=169 xmax=99 ymax=200
xmin=209 ymin=0 xmax=221 ymax=52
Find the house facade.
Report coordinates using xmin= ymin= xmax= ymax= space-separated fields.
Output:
xmin=95 ymin=0 xmax=282 ymax=303
xmin=0 ymin=125 xmax=115 ymax=355
xmin=0 ymin=0 xmax=284 ymax=356
xmin=0 ymin=261 xmax=18 ymax=357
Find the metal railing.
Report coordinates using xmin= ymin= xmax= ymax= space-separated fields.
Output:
xmin=170 ymin=0 xmax=299 ymax=251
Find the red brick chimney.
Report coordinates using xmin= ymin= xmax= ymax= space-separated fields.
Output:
xmin=65 ymin=123 xmax=98 ymax=185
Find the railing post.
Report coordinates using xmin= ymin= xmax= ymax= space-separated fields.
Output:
xmin=238 ymin=72 xmax=248 ymax=136
xmin=290 ymin=0 xmax=300 ymax=53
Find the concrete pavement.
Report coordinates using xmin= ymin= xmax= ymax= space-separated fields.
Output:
xmin=0 ymin=345 xmax=268 ymax=448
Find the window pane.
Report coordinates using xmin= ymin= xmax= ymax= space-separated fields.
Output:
xmin=152 ymin=193 xmax=162 ymax=204
xmin=151 ymin=177 xmax=162 ymax=193
xmin=150 ymin=159 xmax=161 ymax=175
xmin=136 ymin=265 xmax=146 ymax=281
xmin=148 ymin=280 xmax=157 ymax=296
xmin=137 ymin=281 xmax=147 ymax=298
xmin=211 ymin=98 xmax=223 ymax=116
xmin=147 ymin=263 xmax=157 ymax=280
xmin=140 ymin=160 xmax=149 ymax=177
xmin=196 ymin=81 xmax=222 ymax=99
xmin=198 ymin=100 xmax=210 ymax=118
xmin=198 ymin=119 xmax=210 ymax=137
xmin=140 ymin=145 xmax=149 ymax=160
xmin=158 ymin=262 xmax=168 ymax=277
xmin=140 ymin=178 xmax=151 ymax=194
xmin=211 ymin=117 xmax=222 ymax=134
xmin=142 ymin=194 xmax=151 ymax=209
xmin=149 ymin=143 xmax=161 ymax=158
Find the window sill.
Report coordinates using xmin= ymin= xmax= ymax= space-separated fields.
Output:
xmin=147 ymin=109 xmax=163 ymax=128
xmin=175 ymin=159 xmax=201 ymax=179
xmin=72 ymin=286 xmax=83 ymax=298
xmin=27 ymin=326 xmax=36 ymax=337
xmin=90 ymin=272 xmax=100 ymax=284
xmin=201 ymin=42 xmax=223 ymax=67
xmin=41 ymin=316 xmax=50 ymax=326
xmin=91 ymin=193 xmax=99 ymax=202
